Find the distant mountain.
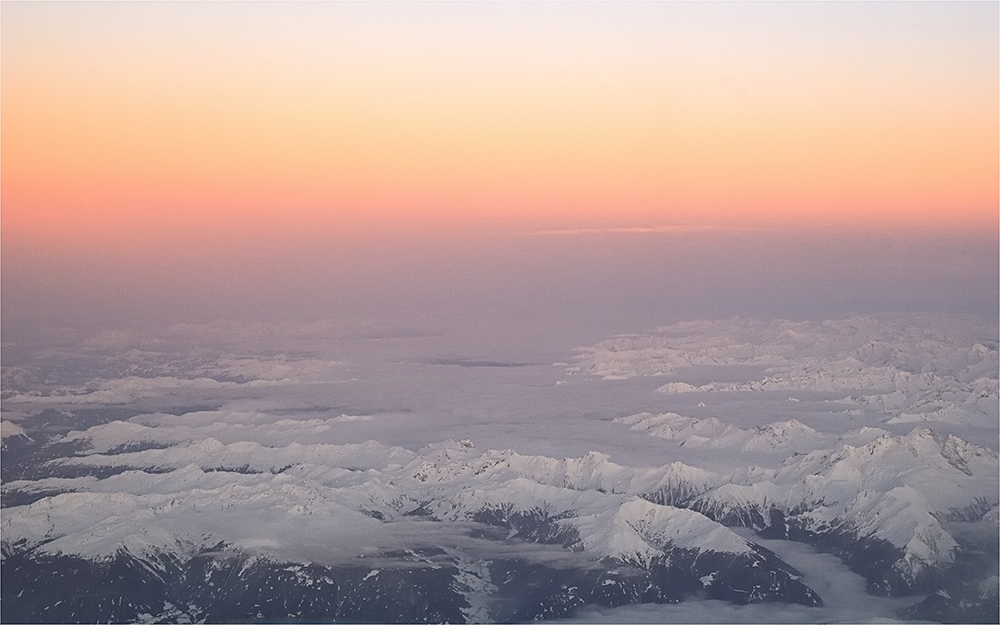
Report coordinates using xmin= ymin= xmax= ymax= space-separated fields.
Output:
xmin=3 ymin=423 xmax=996 ymax=622
xmin=2 ymin=314 xmax=997 ymax=623
xmin=3 ymin=436 xmax=824 ymax=623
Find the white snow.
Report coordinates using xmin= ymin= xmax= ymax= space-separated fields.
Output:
xmin=2 ymin=312 xmax=996 ymax=617
xmin=1 ymin=420 xmax=29 ymax=440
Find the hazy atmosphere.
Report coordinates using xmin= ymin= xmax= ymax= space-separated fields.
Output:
xmin=3 ymin=2 xmax=998 ymax=336
xmin=2 ymin=3 xmax=998 ymax=624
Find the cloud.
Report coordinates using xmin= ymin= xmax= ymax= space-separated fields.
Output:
xmin=4 ymin=376 xmax=242 ymax=405
xmin=163 ymin=318 xmax=442 ymax=344
xmin=559 ymin=531 xmax=918 ymax=623
xmin=519 ymin=225 xmax=738 ymax=236
xmin=333 ymin=414 xmax=375 ymax=422
xmin=82 ymin=330 xmax=168 ymax=351
xmin=568 ymin=315 xmax=999 ymax=434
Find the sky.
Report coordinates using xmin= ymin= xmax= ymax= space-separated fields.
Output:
xmin=2 ymin=2 xmax=998 ymax=337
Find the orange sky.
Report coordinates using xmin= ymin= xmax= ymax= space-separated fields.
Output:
xmin=2 ymin=2 xmax=998 ymax=255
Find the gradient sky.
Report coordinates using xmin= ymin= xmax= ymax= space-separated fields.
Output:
xmin=2 ymin=2 xmax=998 ymax=334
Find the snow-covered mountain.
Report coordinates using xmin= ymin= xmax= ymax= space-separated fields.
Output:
xmin=3 ymin=434 xmax=826 ymax=623
xmin=574 ymin=316 xmax=999 ymax=430
xmin=1 ymin=420 xmax=32 ymax=449
xmin=3 ymin=421 xmax=995 ymax=621
xmin=2 ymin=314 xmax=997 ymax=623
xmin=615 ymin=412 xmax=837 ymax=454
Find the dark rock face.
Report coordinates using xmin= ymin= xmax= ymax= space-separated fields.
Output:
xmin=183 ymin=555 xmax=341 ymax=624
xmin=692 ymin=546 xmax=822 ymax=607
xmin=758 ymin=517 xmax=931 ymax=596
xmin=487 ymin=560 xmax=593 ymax=622
xmin=469 ymin=504 xmax=823 ymax=611
xmin=687 ymin=497 xmax=769 ymax=531
xmin=1 ymin=531 xmax=823 ymax=625
xmin=643 ymin=487 xmax=931 ymax=597
xmin=1 ymin=549 xmax=178 ymax=624
xmin=471 ymin=505 xmax=580 ymax=548
xmin=898 ymin=581 xmax=1000 ymax=624
xmin=335 ymin=553 xmax=468 ymax=624
xmin=1 ymin=547 xmax=462 ymax=624
xmin=640 ymin=481 xmax=709 ymax=509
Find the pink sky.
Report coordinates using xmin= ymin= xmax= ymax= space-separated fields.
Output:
xmin=2 ymin=2 xmax=997 ymax=332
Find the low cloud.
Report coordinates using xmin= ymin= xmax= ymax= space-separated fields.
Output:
xmin=520 ymin=225 xmax=738 ymax=236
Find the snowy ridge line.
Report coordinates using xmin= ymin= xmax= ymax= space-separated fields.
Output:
xmin=614 ymin=412 xmax=842 ymax=454
xmin=1 ymin=420 xmax=30 ymax=441
xmin=619 ymin=415 xmax=999 ymax=586
xmin=4 ymin=420 xmax=997 ymax=593
xmin=2 ymin=354 xmax=352 ymax=405
xmin=572 ymin=316 xmax=997 ymax=380
xmin=573 ymin=316 xmax=998 ymax=427
xmin=2 ymin=436 xmax=760 ymax=569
